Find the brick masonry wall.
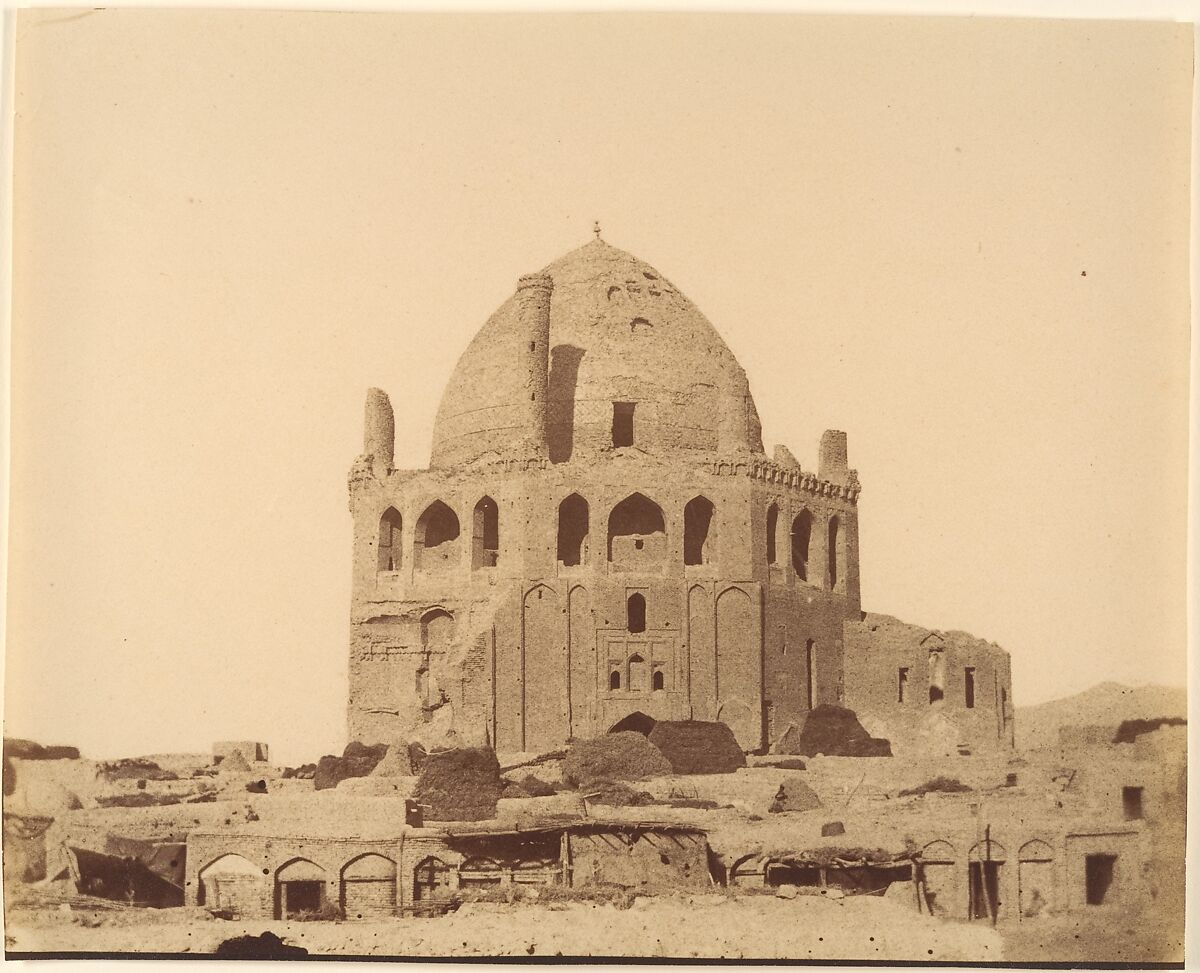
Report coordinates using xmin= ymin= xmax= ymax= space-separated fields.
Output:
xmin=348 ymin=450 xmax=862 ymax=753
xmin=842 ymin=613 xmax=1015 ymax=753
xmin=185 ymin=832 xmax=405 ymax=918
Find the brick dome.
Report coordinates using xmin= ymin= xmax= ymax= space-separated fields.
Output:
xmin=430 ymin=239 xmax=764 ymax=468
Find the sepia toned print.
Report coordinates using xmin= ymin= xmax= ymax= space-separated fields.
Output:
xmin=4 ymin=8 xmax=1189 ymax=965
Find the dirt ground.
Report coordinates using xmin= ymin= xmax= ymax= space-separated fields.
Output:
xmin=8 ymin=885 xmax=1182 ymax=963
xmin=6 ymin=890 xmax=1004 ymax=961
xmin=995 ymin=906 xmax=1185 ymax=965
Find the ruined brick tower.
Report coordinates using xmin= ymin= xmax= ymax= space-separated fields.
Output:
xmin=348 ymin=238 xmax=1013 ymax=754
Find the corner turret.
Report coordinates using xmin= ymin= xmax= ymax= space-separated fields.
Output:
xmin=363 ymin=388 xmax=395 ymax=477
xmin=818 ymin=429 xmax=849 ymax=484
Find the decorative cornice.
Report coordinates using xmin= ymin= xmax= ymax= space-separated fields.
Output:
xmin=350 ymin=451 xmax=860 ymax=504
xmin=707 ymin=457 xmax=862 ymax=504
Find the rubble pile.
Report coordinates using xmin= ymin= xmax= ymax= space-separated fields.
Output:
xmin=776 ymin=706 xmax=892 ymax=758
xmin=648 ymin=721 xmax=746 ymax=775
xmin=561 ymin=732 xmax=672 ymax=788
xmin=413 ymin=746 xmax=502 ymax=821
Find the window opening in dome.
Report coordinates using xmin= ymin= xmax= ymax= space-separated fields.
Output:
xmin=378 ymin=507 xmax=402 ymax=572
xmin=471 ymin=496 xmax=500 ymax=569
xmin=612 ymin=402 xmax=635 ymax=447
xmin=964 ymin=667 xmax=976 ymax=708
xmin=766 ymin=504 xmax=779 ymax=564
xmin=898 ymin=667 xmax=909 ymax=703
xmin=557 ymin=494 xmax=589 ymax=567
xmin=630 ymin=317 xmax=652 ymax=336
xmin=627 ymin=593 xmax=646 ymax=633
xmin=792 ymin=509 xmax=812 ymax=581
xmin=684 ymin=496 xmax=716 ymax=566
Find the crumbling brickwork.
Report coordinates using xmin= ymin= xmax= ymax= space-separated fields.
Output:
xmin=842 ymin=613 xmax=1014 ymax=753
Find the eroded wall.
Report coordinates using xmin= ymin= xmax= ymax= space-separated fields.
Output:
xmin=842 ymin=613 xmax=1015 ymax=753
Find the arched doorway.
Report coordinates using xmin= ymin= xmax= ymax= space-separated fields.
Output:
xmin=608 ymin=711 xmax=657 ymax=736
xmin=198 ymin=853 xmax=260 ymax=915
xmin=340 ymin=854 xmax=397 ymax=920
xmin=412 ymin=856 xmax=452 ymax=903
xmin=968 ymin=840 xmax=1007 ymax=921
xmin=920 ymin=840 xmax=957 ymax=917
xmin=1018 ymin=840 xmax=1055 ymax=919
xmin=274 ymin=858 xmax=326 ymax=919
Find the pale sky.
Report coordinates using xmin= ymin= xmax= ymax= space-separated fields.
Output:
xmin=6 ymin=11 xmax=1192 ymax=765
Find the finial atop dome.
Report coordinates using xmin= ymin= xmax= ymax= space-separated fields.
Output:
xmin=593 ymin=220 xmax=602 ymax=240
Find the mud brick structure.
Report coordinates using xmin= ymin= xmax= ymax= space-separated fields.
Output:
xmin=843 ymin=615 xmax=1015 ymax=752
xmin=185 ymin=820 xmax=709 ymax=919
xmin=346 ymin=238 xmax=1013 ymax=754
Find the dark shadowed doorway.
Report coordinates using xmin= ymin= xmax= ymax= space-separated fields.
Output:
xmin=609 ymin=711 xmax=657 ymax=736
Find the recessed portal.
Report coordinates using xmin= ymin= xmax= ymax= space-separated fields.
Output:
xmin=609 ymin=711 xmax=656 ymax=735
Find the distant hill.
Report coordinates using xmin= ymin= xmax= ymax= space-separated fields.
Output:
xmin=1015 ymin=682 xmax=1187 ymax=751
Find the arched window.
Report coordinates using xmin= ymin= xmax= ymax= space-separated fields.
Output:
xmin=827 ymin=515 xmax=840 ymax=588
xmin=557 ymin=494 xmax=589 ymax=567
xmin=766 ymin=504 xmax=779 ymax=564
xmin=607 ymin=493 xmax=666 ymax=568
xmin=471 ymin=496 xmax=499 ymax=569
xmin=609 ymin=669 xmax=622 ymax=691
xmin=378 ymin=508 xmax=402 ymax=572
xmin=627 ymin=592 xmax=646 ymax=633
xmin=652 ymin=669 xmax=665 ymax=691
xmin=683 ymin=496 xmax=716 ymax=566
xmin=792 ymin=509 xmax=812 ymax=581
xmin=414 ymin=501 xmax=460 ymax=572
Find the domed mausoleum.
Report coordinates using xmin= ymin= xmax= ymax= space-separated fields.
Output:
xmin=348 ymin=238 xmax=1014 ymax=754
